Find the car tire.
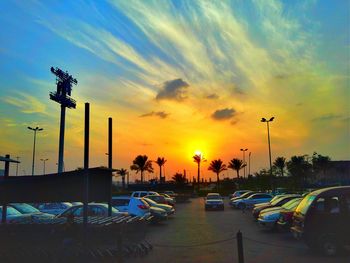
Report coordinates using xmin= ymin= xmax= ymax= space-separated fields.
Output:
xmin=238 ymin=203 xmax=246 ymax=210
xmin=318 ymin=234 xmax=339 ymax=256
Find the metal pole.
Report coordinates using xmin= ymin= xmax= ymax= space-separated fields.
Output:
xmin=83 ymin=103 xmax=90 ymax=227
xmin=15 ymin=156 xmax=19 ymax=176
xmin=237 ymin=230 xmax=244 ymax=263
xmin=58 ymin=104 xmax=66 ymax=174
xmin=267 ymin=122 xmax=273 ymax=190
xmin=243 ymin=151 xmax=246 ymax=178
xmin=108 ymin=117 xmax=112 ymax=217
xmin=1 ymin=154 xmax=10 ymax=223
xmin=31 ymin=129 xmax=37 ymax=176
xmin=248 ymin=152 xmax=251 ymax=176
xmin=43 ymin=160 xmax=46 ymax=175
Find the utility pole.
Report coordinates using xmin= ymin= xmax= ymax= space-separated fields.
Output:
xmin=248 ymin=152 xmax=251 ymax=176
xmin=28 ymin=126 xmax=43 ymax=176
xmin=240 ymin=148 xmax=248 ymax=178
xmin=261 ymin=117 xmax=275 ymax=190
xmin=50 ymin=67 xmax=77 ymax=174
xmin=15 ymin=156 xmax=20 ymax=176
xmin=40 ymin=158 xmax=49 ymax=175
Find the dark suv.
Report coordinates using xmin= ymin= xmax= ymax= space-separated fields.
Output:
xmin=291 ymin=186 xmax=350 ymax=256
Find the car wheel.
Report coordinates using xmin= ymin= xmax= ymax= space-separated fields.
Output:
xmin=319 ymin=234 xmax=339 ymax=256
xmin=238 ymin=203 xmax=246 ymax=210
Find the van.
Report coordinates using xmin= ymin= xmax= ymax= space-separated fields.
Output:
xmin=291 ymin=186 xmax=350 ymax=256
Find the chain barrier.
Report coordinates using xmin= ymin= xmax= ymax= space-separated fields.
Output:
xmin=243 ymin=236 xmax=301 ymax=249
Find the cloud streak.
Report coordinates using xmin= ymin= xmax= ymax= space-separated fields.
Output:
xmin=211 ymin=108 xmax=236 ymax=121
xmin=140 ymin=111 xmax=169 ymax=119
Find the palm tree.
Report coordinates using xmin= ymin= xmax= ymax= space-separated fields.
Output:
xmin=172 ymin=172 xmax=187 ymax=185
xmin=228 ymin=158 xmax=246 ymax=179
xmin=116 ymin=168 xmax=128 ymax=189
xmin=273 ymin=157 xmax=286 ymax=177
xmin=130 ymin=155 xmax=154 ymax=183
xmin=193 ymin=154 xmax=206 ymax=192
xmin=208 ymin=159 xmax=227 ymax=192
xmin=155 ymin=157 xmax=167 ymax=183
xmin=287 ymin=155 xmax=312 ymax=189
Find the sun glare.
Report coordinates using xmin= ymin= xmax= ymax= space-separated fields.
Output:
xmin=194 ymin=150 xmax=202 ymax=156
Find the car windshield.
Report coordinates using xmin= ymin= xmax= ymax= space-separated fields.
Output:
xmin=0 ymin=207 xmax=22 ymax=216
xmin=295 ymin=195 xmax=316 ymax=215
xmin=270 ymin=196 xmax=284 ymax=205
xmin=144 ymin=198 xmax=157 ymax=205
xmin=11 ymin=203 xmax=40 ymax=214
xmin=207 ymin=194 xmax=221 ymax=200
xmin=237 ymin=192 xmax=252 ymax=198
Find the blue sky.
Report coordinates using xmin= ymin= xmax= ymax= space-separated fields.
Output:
xmin=0 ymin=0 xmax=349 ymax=179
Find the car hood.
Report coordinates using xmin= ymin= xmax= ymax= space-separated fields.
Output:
xmin=155 ymin=204 xmax=173 ymax=210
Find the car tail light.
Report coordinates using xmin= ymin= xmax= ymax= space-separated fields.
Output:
xmin=137 ymin=205 xmax=149 ymax=210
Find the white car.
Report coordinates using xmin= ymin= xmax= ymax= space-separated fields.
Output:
xmin=38 ymin=202 xmax=72 ymax=215
xmin=131 ymin=191 xmax=159 ymax=198
xmin=112 ymin=196 xmax=151 ymax=217
xmin=232 ymin=193 xmax=273 ymax=209
xmin=205 ymin=193 xmax=224 ymax=210
xmin=56 ymin=203 xmax=127 ymax=218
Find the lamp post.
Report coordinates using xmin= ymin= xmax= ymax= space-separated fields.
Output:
xmin=248 ymin=152 xmax=251 ymax=176
xmin=261 ymin=117 xmax=274 ymax=190
xmin=240 ymin=148 xmax=248 ymax=178
xmin=28 ymin=126 xmax=43 ymax=176
xmin=40 ymin=158 xmax=49 ymax=175
xmin=15 ymin=156 xmax=20 ymax=176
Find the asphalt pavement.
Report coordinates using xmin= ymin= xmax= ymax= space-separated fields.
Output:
xmin=129 ymin=197 xmax=349 ymax=263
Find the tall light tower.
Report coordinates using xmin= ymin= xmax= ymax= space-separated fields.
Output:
xmin=50 ymin=67 xmax=77 ymax=174
xmin=261 ymin=117 xmax=274 ymax=190
xmin=40 ymin=158 xmax=49 ymax=175
xmin=240 ymin=148 xmax=248 ymax=178
xmin=28 ymin=126 xmax=43 ymax=176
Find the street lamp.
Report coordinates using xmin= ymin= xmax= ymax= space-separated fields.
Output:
xmin=240 ymin=148 xmax=248 ymax=178
xmin=248 ymin=152 xmax=251 ymax=176
xmin=40 ymin=158 xmax=49 ymax=175
xmin=261 ymin=117 xmax=274 ymax=190
xmin=15 ymin=156 xmax=20 ymax=176
xmin=28 ymin=126 xmax=43 ymax=176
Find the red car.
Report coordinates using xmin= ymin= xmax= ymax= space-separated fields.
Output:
xmin=277 ymin=206 xmax=296 ymax=230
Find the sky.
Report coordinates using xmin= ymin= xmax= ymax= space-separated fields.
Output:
xmin=0 ymin=0 xmax=349 ymax=181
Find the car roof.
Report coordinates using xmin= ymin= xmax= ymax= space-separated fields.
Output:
xmin=308 ymin=186 xmax=350 ymax=197
xmin=112 ymin=196 xmax=131 ymax=200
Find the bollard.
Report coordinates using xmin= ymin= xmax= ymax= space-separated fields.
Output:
xmin=237 ymin=230 xmax=244 ymax=263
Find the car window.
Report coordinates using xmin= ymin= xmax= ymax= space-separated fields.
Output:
xmin=73 ymin=207 xmax=83 ymax=216
xmin=89 ymin=206 xmax=105 ymax=216
xmin=12 ymin=204 xmax=39 ymax=214
xmin=140 ymin=193 xmax=147 ymax=197
xmin=112 ymin=199 xmax=130 ymax=206
xmin=327 ymin=196 xmax=340 ymax=214
xmin=7 ymin=207 xmax=22 ymax=216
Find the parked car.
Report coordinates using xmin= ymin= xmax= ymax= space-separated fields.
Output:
xmin=113 ymin=197 xmax=152 ymax=217
xmin=0 ymin=206 xmax=31 ymax=223
xmin=159 ymin=193 xmax=176 ymax=206
xmin=57 ymin=203 xmax=127 ymax=218
xmin=291 ymin=186 xmax=350 ymax=256
xmin=252 ymin=195 xmax=300 ymax=219
xmin=205 ymin=193 xmax=224 ymax=211
xmin=38 ymin=202 xmax=72 ymax=215
xmin=232 ymin=193 xmax=273 ymax=209
xmin=149 ymin=206 xmax=168 ymax=221
xmin=257 ymin=198 xmax=302 ymax=230
xmin=143 ymin=198 xmax=175 ymax=215
xmin=144 ymin=194 xmax=168 ymax=205
xmin=9 ymin=203 xmax=55 ymax=220
xmin=163 ymin=191 xmax=177 ymax=198
xmin=229 ymin=190 xmax=251 ymax=199
xmin=277 ymin=201 xmax=303 ymax=231
xmin=131 ymin=191 xmax=159 ymax=198
xmin=229 ymin=191 xmax=255 ymax=206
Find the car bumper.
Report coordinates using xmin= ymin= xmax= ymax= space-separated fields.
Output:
xmin=205 ymin=204 xmax=224 ymax=210
xmin=258 ymin=218 xmax=276 ymax=229
xmin=290 ymin=226 xmax=303 ymax=239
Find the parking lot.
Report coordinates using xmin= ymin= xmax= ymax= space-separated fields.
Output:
xmin=130 ymin=197 xmax=349 ymax=263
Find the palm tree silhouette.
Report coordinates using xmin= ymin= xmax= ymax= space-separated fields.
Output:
xmin=116 ymin=168 xmax=128 ymax=189
xmin=273 ymin=157 xmax=286 ymax=177
xmin=228 ymin=158 xmax=246 ymax=179
xmin=208 ymin=159 xmax=227 ymax=192
xmin=193 ymin=153 xmax=206 ymax=192
xmin=155 ymin=157 xmax=167 ymax=183
xmin=130 ymin=155 xmax=154 ymax=183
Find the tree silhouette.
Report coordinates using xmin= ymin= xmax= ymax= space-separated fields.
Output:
xmin=193 ymin=154 xmax=206 ymax=192
xmin=155 ymin=157 xmax=167 ymax=183
xmin=208 ymin=159 xmax=227 ymax=192
xmin=228 ymin=158 xmax=246 ymax=179
xmin=287 ymin=155 xmax=312 ymax=189
xmin=312 ymin=152 xmax=331 ymax=177
xmin=273 ymin=157 xmax=286 ymax=177
xmin=130 ymin=155 xmax=154 ymax=183
xmin=116 ymin=168 xmax=128 ymax=189
xmin=172 ymin=172 xmax=187 ymax=185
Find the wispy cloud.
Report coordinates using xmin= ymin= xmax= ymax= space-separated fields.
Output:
xmin=3 ymin=92 xmax=47 ymax=114
xmin=206 ymin=93 xmax=219 ymax=100
xmin=140 ymin=111 xmax=169 ymax=119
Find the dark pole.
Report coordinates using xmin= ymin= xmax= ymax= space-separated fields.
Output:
xmin=83 ymin=103 xmax=90 ymax=227
xmin=237 ymin=230 xmax=244 ymax=263
xmin=108 ymin=117 xmax=112 ymax=217
xmin=267 ymin=122 xmax=273 ymax=190
xmin=248 ymin=152 xmax=251 ymax=176
xmin=197 ymin=161 xmax=200 ymax=192
xmin=1 ymin=154 xmax=11 ymax=223
xmin=15 ymin=156 xmax=19 ymax=176
xmin=58 ymin=105 xmax=66 ymax=174
xmin=32 ymin=129 xmax=36 ymax=176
